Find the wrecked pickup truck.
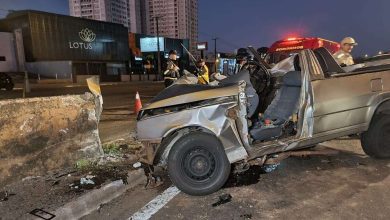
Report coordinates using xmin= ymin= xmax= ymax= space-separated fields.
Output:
xmin=136 ymin=47 xmax=390 ymax=196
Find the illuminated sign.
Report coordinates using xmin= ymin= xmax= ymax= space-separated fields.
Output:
xmin=197 ymin=42 xmax=208 ymax=50
xmin=140 ymin=37 xmax=165 ymax=52
xmin=275 ymin=46 xmax=304 ymax=51
xmin=69 ymin=28 xmax=96 ymax=50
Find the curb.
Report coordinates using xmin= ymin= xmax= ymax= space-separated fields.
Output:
xmin=53 ymin=169 xmax=145 ymax=220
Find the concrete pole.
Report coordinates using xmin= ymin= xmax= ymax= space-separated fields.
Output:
xmin=212 ymin=38 xmax=218 ymax=73
xmin=156 ymin=16 xmax=161 ymax=80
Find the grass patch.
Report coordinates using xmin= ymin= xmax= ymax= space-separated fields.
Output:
xmin=102 ymin=143 xmax=122 ymax=155
xmin=75 ymin=158 xmax=95 ymax=170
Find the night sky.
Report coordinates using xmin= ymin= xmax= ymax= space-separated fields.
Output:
xmin=1 ymin=0 xmax=389 ymax=56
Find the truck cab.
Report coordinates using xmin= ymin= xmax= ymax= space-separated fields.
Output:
xmin=136 ymin=47 xmax=390 ymax=196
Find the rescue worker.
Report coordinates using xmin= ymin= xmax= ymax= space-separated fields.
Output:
xmin=333 ymin=37 xmax=357 ymax=66
xmin=196 ymin=59 xmax=209 ymax=84
xmin=164 ymin=50 xmax=180 ymax=87
xmin=234 ymin=48 xmax=250 ymax=74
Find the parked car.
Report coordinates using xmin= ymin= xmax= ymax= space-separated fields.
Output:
xmin=0 ymin=73 xmax=14 ymax=91
xmin=136 ymin=47 xmax=390 ymax=196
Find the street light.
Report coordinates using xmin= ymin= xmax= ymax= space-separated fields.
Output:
xmin=153 ymin=15 xmax=165 ymax=80
xmin=212 ymin=37 xmax=218 ymax=73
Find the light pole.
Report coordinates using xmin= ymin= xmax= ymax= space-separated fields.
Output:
xmin=212 ymin=37 xmax=218 ymax=73
xmin=154 ymin=16 xmax=164 ymax=80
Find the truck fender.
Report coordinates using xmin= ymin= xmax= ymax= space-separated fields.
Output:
xmin=153 ymin=126 xmax=215 ymax=166
xmin=366 ymin=98 xmax=390 ymax=130
xmin=375 ymin=100 xmax=390 ymax=115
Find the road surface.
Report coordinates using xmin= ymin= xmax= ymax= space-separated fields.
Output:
xmin=82 ymin=138 xmax=390 ymax=220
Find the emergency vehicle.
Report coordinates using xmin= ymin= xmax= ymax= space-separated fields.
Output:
xmin=267 ymin=37 xmax=340 ymax=64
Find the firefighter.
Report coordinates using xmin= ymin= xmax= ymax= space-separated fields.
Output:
xmin=333 ymin=37 xmax=357 ymax=66
xmin=196 ymin=59 xmax=209 ymax=84
xmin=164 ymin=50 xmax=180 ymax=87
xmin=234 ymin=48 xmax=250 ymax=74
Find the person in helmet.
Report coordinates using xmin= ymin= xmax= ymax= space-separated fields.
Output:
xmin=234 ymin=48 xmax=250 ymax=74
xmin=164 ymin=50 xmax=180 ymax=87
xmin=196 ymin=59 xmax=209 ymax=84
xmin=333 ymin=37 xmax=357 ymax=66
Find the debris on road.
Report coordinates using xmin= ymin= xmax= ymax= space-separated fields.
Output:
xmin=133 ymin=162 xmax=142 ymax=169
xmin=261 ymin=163 xmax=280 ymax=173
xmin=80 ymin=176 xmax=96 ymax=185
xmin=0 ymin=191 xmax=15 ymax=201
xmin=29 ymin=208 xmax=56 ymax=220
xmin=212 ymin=194 xmax=232 ymax=207
xmin=240 ymin=213 xmax=253 ymax=219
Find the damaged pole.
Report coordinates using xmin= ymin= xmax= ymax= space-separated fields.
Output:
xmin=23 ymin=71 xmax=30 ymax=98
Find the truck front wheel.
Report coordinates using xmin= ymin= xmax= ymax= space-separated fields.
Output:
xmin=168 ymin=131 xmax=231 ymax=196
xmin=361 ymin=114 xmax=390 ymax=158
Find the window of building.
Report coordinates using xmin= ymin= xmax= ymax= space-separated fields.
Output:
xmin=0 ymin=56 xmax=6 ymax=61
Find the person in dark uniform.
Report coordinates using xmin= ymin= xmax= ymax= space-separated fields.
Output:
xmin=164 ymin=50 xmax=180 ymax=87
xmin=234 ymin=48 xmax=250 ymax=74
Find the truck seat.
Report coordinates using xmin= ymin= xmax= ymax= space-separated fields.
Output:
xmin=250 ymin=71 xmax=302 ymax=141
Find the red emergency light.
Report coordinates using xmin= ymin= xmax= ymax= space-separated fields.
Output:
xmin=286 ymin=37 xmax=299 ymax=41
xmin=269 ymin=37 xmax=340 ymax=54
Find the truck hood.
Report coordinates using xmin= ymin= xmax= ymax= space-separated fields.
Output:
xmin=143 ymin=83 xmax=240 ymax=110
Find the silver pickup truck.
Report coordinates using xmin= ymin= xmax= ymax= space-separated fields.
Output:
xmin=136 ymin=47 xmax=390 ymax=195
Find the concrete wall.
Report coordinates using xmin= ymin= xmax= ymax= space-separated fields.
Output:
xmin=26 ymin=61 xmax=72 ymax=79
xmin=0 ymin=32 xmax=18 ymax=72
xmin=0 ymin=93 xmax=102 ymax=187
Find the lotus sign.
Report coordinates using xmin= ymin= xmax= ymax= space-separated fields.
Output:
xmin=79 ymin=28 xmax=96 ymax=43
xmin=69 ymin=28 xmax=96 ymax=50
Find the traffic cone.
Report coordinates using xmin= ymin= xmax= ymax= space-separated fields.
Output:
xmin=134 ymin=92 xmax=143 ymax=114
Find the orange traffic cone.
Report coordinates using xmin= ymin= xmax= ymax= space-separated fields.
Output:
xmin=134 ymin=92 xmax=143 ymax=114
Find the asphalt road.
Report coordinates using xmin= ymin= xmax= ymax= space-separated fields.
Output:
xmin=82 ymin=138 xmax=390 ymax=220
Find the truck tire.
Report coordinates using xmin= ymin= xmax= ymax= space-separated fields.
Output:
xmin=361 ymin=114 xmax=390 ymax=158
xmin=168 ymin=131 xmax=231 ymax=196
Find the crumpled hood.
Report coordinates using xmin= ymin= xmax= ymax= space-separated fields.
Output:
xmin=143 ymin=83 xmax=239 ymax=110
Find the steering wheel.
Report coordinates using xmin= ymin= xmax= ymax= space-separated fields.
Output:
xmin=244 ymin=60 xmax=271 ymax=94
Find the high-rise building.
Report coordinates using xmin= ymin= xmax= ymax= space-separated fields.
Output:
xmin=144 ymin=0 xmax=198 ymax=53
xmin=69 ymin=0 xmax=199 ymax=52
xmin=69 ymin=0 xmax=142 ymax=33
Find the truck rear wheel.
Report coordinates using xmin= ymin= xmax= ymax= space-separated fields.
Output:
xmin=361 ymin=114 xmax=390 ymax=158
xmin=168 ymin=131 xmax=231 ymax=196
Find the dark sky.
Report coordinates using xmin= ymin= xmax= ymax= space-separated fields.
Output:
xmin=1 ymin=0 xmax=389 ymax=56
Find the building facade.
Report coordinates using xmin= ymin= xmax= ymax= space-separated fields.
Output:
xmin=69 ymin=0 xmax=142 ymax=33
xmin=0 ymin=32 xmax=18 ymax=73
xmin=144 ymin=0 xmax=198 ymax=53
xmin=0 ymin=10 xmax=130 ymax=82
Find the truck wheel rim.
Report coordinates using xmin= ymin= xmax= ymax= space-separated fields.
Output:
xmin=183 ymin=148 xmax=216 ymax=181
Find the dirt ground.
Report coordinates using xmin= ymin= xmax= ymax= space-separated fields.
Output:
xmin=0 ymin=137 xmax=141 ymax=220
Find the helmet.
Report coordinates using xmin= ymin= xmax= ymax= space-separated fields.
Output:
xmin=236 ymin=48 xmax=250 ymax=60
xmin=168 ymin=50 xmax=177 ymax=55
xmin=341 ymin=37 xmax=357 ymax=46
xmin=257 ymin=47 xmax=269 ymax=54
xmin=197 ymin=58 xmax=205 ymax=63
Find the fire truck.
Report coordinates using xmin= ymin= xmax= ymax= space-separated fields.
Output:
xmin=267 ymin=37 xmax=340 ymax=64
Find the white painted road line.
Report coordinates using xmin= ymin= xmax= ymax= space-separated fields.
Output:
xmin=129 ymin=186 xmax=180 ymax=220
